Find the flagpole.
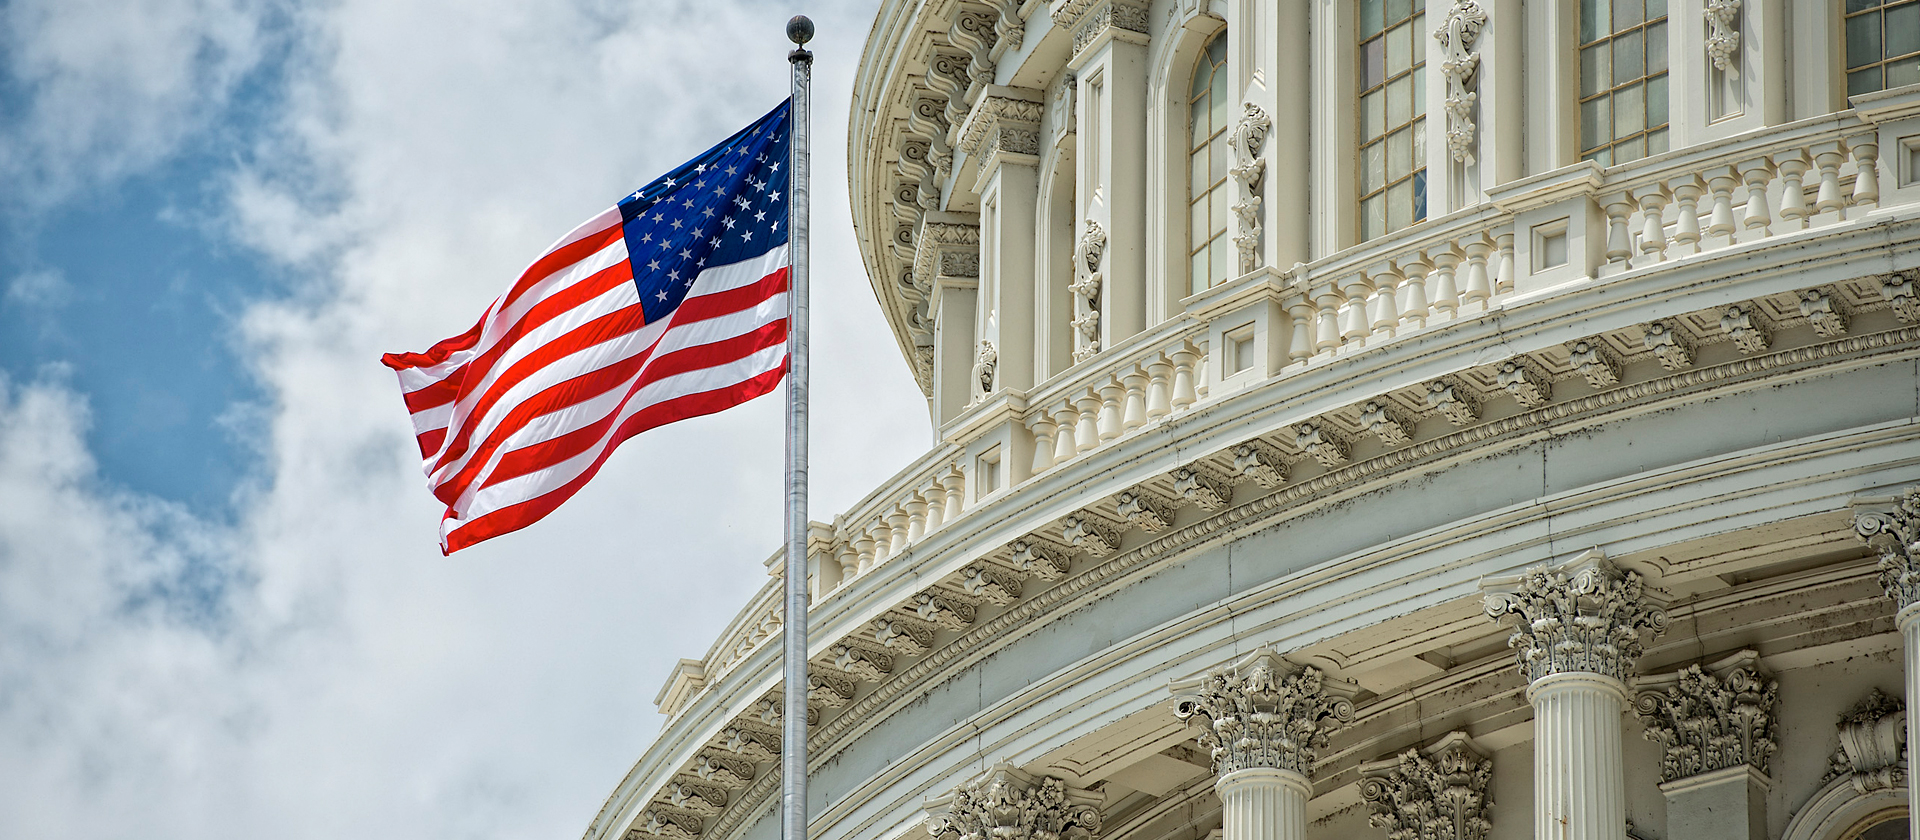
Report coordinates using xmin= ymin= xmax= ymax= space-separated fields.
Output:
xmin=782 ymin=16 xmax=814 ymax=840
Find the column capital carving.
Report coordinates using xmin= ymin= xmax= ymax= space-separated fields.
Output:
xmin=1171 ymin=652 xmax=1356 ymax=777
xmin=1853 ymin=488 xmax=1920 ymax=616
xmin=958 ymin=89 xmax=1045 ymax=172
xmin=1823 ymin=689 xmax=1908 ymax=794
xmin=1359 ymin=732 xmax=1493 ymax=840
xmin=925 ymin=765 xmax=1103 ymax=840
xmin=1482 ymin=549 xmax=1669 ymax=685
xmin=913 ymin=213 xmax=982 ymax=296
xmin=1049 ymin=0 xmax=1150 ymax=61
xmin=1633 ymin=650 xmax=1778 ymax=783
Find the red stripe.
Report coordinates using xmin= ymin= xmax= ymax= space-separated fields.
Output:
xmin=672 ymin=267 xmax=788 ymax=325
xmin=442 ymin=364 xmax=787 ymax=554
xmin=415 ymin=428 xmax=448 ymax=460
xmin=383 ymin=316 xmax=485 ymax=372
xmin=403 ymin=373 xmax=463 ymax=414
xmin=499 ymin=223 xmax=626 ymax=313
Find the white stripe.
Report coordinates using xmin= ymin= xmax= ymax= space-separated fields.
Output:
xmin=687 ymin=243 xmax=790 ymax=298
xmin=540 ymin=206 xmax=622 ymax=258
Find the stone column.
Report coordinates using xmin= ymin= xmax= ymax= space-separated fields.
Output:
xmin=958 ymin=89 xmax=1044 ymax=396
xmin=1632 ymin=650 xmax=1778 ymax=840
xmin=925 ymin=765 xmax=1102 ymax=840
xmin=1483 ymin=550 xmax=1669 ymax=840
xmin=1172 ymin=652 xmax=1354 ymax=840
xmin=916 ymin=212 xmax=982 ymax=425
xmin=1852 ymin=488 xmax=1920 ymax=830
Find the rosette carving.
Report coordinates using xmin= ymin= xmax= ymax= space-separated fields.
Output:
xmin=1633 ymin=652 xmax=1777 ymax=783
xmin=1172 ymin=653 xmax=1355 ymax=776
xmin=1482 ymin=551 xmax=1668 ymax=684
xmin=926 ymin=765 xmax=1102 ymax=840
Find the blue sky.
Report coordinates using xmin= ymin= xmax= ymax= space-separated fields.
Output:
xmin=0 ymin=1 xmax=928 ymax=836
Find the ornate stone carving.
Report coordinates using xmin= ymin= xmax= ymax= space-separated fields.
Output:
xmin=1172 ymin=653 xmax=1356 ymax=776
xmin=635 ymin=808 xmax=704 ymax=840
xmin=1434 ymin=0 xmax=1487 ymax=165
xmin=970 ymin=340 xmax=999 ymax=405
xmin=912 ymin=591 xmax=978 ymax=631
xmin=1642 ymin=320 xmax=1694 ymax=371
xmin=1008 ymin=538 xmax=1072 ymax=580
xmin=1854 ymin=488 xmax=1920 ymax=613
xmin=914 ymin=218 xmax=982 ymax=293
xmin=1633 ymin=651 xmax=1778 ymax=783
xmin=1071 ymin=221 xmax=1106 ymax=363
xmin=1482 ymin=551 xmax=1669 ymax=684
xmin=1232 ymin=441 xmax=1289 ymax=488
xmin=1116 ymin=490 xmax=1176 ymax=532
xmin=873 ymin=616 xmax=937 ymax=656
xmin=1704 ymin=0 xmax=1742 ymax=72
xmin=664 ymin=782 xmax=728 ymax=816
xmin=716 ymin=726 xmax=779 ymax=761
xmin=1360 ymin=400 xmax=1415 ymax=447
xmin=958 ymin=94 xmax=1045 ymax=161
xmin=1062 ymin=513 xmax=1121 ymax=557
xmin=949 ymin=8 xmax=1000 ymax=110
xmin=1824 ymin=689 xmax=1907 ymax=793
xmin=1228 ymin=103 xmax=1271 ymax=275
xmin=1799 ymin=288 xmax=1850 ymax=337
xmin=925 ymin=765 xmax=1102 ymax=840
xmin=1294 ymin=421 xmax=1350 ymax=469
xmin=808 ymin=671 xmax=857 ymax=708
xmin=1053 ymin=0 xmax=1150 ymax=58
xmin=1720 ymin=304 xmax=1771 ymax=354
xmin=1424 ymin=378 xmax=1480 ymax=426
xmin=1568 ymin=339 xmax=1622 ymax=389
xmin=829 ymin=643 xmax=895 ymax=681
xmin=1495 ymin=359 xmax=1551 ymax=408
xmin=1359 ymin=732 xmax=1493 ymax=840
xmin=690 ymin=753 xmax=754 ymax=788
xmin=1173 ymin=467 xmax=1232 ymax=511
xmin=1882 ymin=271 xmax=1919 ymax=322
xmin=984 ymin=0 xmax=1025 ymax=55
xmin=960 ymin=564 xmax=1024 ymax=605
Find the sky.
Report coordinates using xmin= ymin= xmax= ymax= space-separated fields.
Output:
xmin=0 ymin=0 xmax=931 ymax=837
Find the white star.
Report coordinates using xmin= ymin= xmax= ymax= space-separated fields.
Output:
xmin=734 ymin=196 xmax=750 ymax=209
xmin=701 ymin=207 xmax=715 ymax=218
xmin=669 ymin=269 xmax=680 ymax=280
xmin=709 ymin=237 xmax=720 ymax=248
xmin=682 ymin=197 xmax=694 ymax=208
xmin=725 ymin=165 xmax=738 ymax=175
xmin=752 ymin=179 xmax=766 ymax=193
xmin=670 ymin=218 xmax=684 ymax=230
xmin=657 ymin=290 xmax=670 ymax=301
xmin=679 ymin=248 xmax=694 ymax=260
xmin=722 ymin=217 xmax=736 ymax=229
xmin=640 ymin=232 xmax=653 ymax=243
xmin=695 ymin=163 xmax=707 ymax=173
xmin=754 ymin=210 xmax=766 ymax=222
xmin=697 ymin=257 xmax=706 ymax=267
xmin=658 ymin=240 xmax=671 ymax=250
xmin=664 ymin=177 xmax=676 ymax=187
xmin=630 ymin=190 xmax=643 ymax=201
xmin=772 ymin=221 xmax=780 ymax=232
xmin=742 ymin=231 xmax=753 ymax=242
xmin=650 ymin=211 xmax=663 ymax=222
xmin=756 ymin=152 xmax=767 ymax=162
xmin=770 ymin=163 xmax=780 ymax=172
xmin=647 ymin=259 xmax=661 ymax=271
xmin=769 ymin=190 xmax=781 ymax=202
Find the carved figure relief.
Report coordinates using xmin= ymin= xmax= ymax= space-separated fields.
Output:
xmin=1227 ymin=103 xmax=1271 ymax=275
xmin=1070 ymin=220 xmax=1107 ymax=363
xmin=1434 ymin=0 xmax=1487 ymax=165
xmin=970 ymin=340 xmax=998 ymax=406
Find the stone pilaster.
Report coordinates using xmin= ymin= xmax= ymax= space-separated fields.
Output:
xmin=924 ymin=765 xmax=1102 ymax=840
xmin=1359 ymin=732 xmax=1492 ymax=840
xmin=1852 ymin=488 xmax=1920 ymax=826
xmin=1172 ymin=652 xmax=1353 ymax=840
xmin=1483 ymin=550 xmax=1668 ymax=840
xmin=1633 ymin=650 xmax=1778 ymax=840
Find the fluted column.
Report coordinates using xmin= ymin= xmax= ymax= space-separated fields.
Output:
xmin=1172 ymin=652 xmax=1353 ymax=840
xmin=1852 ymin=488 xmax=1920 ymax=832
xmin=1483 ymin=550 xmax=1668 ymax=840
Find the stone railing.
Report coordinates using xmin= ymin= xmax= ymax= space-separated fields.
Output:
xmin=1022 ymin=322 xmax=1209 ymax=475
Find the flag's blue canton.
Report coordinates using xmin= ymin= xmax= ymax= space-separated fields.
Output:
xmin=617 ymin=101 xmax=792 ymax=324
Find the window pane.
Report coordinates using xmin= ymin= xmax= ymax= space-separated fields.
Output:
xmin=1210 ymin=66 xmax=1229 ymax=127
xmin=1191 ymin=196 xmax=1209 ymax=246
xmin=1581 ymin=44 xmax=1612 ymax=97
xmin=1207 ymin=33 xmax=1227 ymax=67
xmin=1413 ymin=15 xmax=1428 ymax=66
xmin=1647 ymin=127 xmax=1669 ymax=155
xmin=1388 ymin=180 xmax=1412 ymax=230
xmin=1388 ymin=127 xmax=1412 ymax=180
xmin=1615 ymin=29 xmax=1644 ymax=85
xmin=1210 ymin=135 xmax=1228 ymax=186
xmin=1413 ymin=118 xmax=1427 ymax=165
xmin=1849 ymin=67 xmax=1882 ymax=95
xmin=1647 ymin=0 xmax=1667 ymax=16
xmin=1890 ymin=3 xmax=1920 ymax=57
xmin=1614 ymin=0 xmax=1643 ymax=28
xmin=1413 ymin=170 xmax=1428 ymax=222
xmin=1387 ymin=0 xmax=1412 ymax=24
xmin=1647 ymin=74 xmax=1668 ymax=128
xmin=1191 ymin=97 xmax=1210 ymax=148
xmin=1615 ymin=135 xmax=1645 ymax=163
xmin=1891 ymin=56 xmax=1920 ymax=87
xmin=1191 ymin=250 xmax=1209 ymax=294
xmin=1413 ymin=66 xmax=1426 ymax=116
xmin=1211 ymin=186 xmax=1229 ymax=236
xmin=1361 ymin=0 xmax=1385 ymax=37
xmin=1581 ymin=95 xmax=1612 ymax=152
xmin=1362 ymin=38 xmax=1386 ymax=89
xmin=1849 ymin=12 xmax=1883 ymax=68
xmin=1586 ymin=146 xmax=1614 ymax=167
xmin=1191 ymin=60 xmax=1211 ymax=98
xmin=1388 ymin=22 xmax=1411 ymax=77
xmin=1388 ymin=75 xmax=1412 ymax=126
xmin=1191 ymin=151 xmax=1209 ymax=199
xmin=1364 ymin=141 xmax=1387 ymax=192
xmin=1362 ymin=194 xmax=1385 ymax=240
xmin=1615 ymin=81 xmax=1645 ymax=136
xmin=1646 ymin=22 xmax=1668 ymax=75
xmin=1580 ymin=0 xmax=1610 ymax=44
xmin=1362 ymin=90 xmax=1386 ymax=139
xmin=1210 ymin=236 xmax=1229 ymax=284
xmin=1848 ymin=0 xmax=1881 ymax=13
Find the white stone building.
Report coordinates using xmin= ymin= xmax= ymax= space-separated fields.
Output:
xmin=585 ymin=3 xmax=1920 ymax=840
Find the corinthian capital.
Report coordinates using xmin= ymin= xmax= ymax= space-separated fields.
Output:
xmin=1171 ymin=652 xmax=1355 ymax=777
xmin=1360 ymin=732 xmax=1492 ymax=840
xmin=1633 ymin=650 xmax=1778 ymax=783
xmin=1854 ymin=488 xmax=1920 ymax=614
xmin=925 ymin=765 xmax=1102 ymax=840
xmin=1482 ymin=550 xmax=1669 ymax=685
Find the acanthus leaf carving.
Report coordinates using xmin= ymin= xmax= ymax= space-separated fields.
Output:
xmin=663 ymin=782 xmax=729 ymax=817
xmin=715 ymin=726 xmax=778 ymax=761
xmin=1854 ymin=487 xmax=1920 ymax=613
xmin=1359 ymin=732 xmax=1493 ymax=840
xmin=1720 ymin=303 xmax=1771 ymax=354
xmin=1568 ymin=339 xmax=1622 ymax=389
xmin=872 ymin=616 xmax=937 ymax=656
xmin=1824 ymin=688 xmax=1908 ymax=793
xmin=1062 ymin=513 xmax=1122 ymax=557
xmin=1294 ymin=421 xmax=1350 ymax=469
xmin=1882 ymin=271 xmax=1920 ymax=322
xmin=925 ymin=765 xmax=1103 ymax=840
xmin=1232 ymin=440 xmax=1289 ymax=488
xmin=1173 ymin=467 xmax=1233 ymax=511
xmin=912 ymin=591 xmax=978 ymax=631
xmin=1424 ymin=378 xmax=1481 ymax=426
xmin=1008 ymin=538 xmax=1073 ymax=580
xmin=690 ymin=753 xmax=754 ymax=789
xmin=1633 ymin=651 xmax=1778 ymax=783
xmin=1495 ymin=358 xmax=1552 ymax=408
xmin=1799 ymin=288 xmax=1850 ymax=337
xmin=1115 ymin=490 xmax=1176 ymax=532
xmin=1642 ymin=320 xmax=1695 ymax=371
xmin=1360 ymin=400 xmax=1415 ymax=447
xmin=807 ymin=671 xmax=857 ymax=707
xmin=1172 ymin=653 xmax=1355 ymax=776
xmin=959 ymin=563 xmax=1024 ymax=605
xmin=1482 ymin=550 xmax=1669 ymax=684
xmin=1435 ymin=0 xmax=1487 ymax=165
xmin=634 ymin=808 xmax=704 ymax=840
xmin=1070 ymin=221 xmax=1106 ymax=363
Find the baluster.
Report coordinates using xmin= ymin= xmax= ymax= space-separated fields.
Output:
xmin=1339 ymin=275 xmax=1373 ymax=347
xmin=835 ymin=542 xmax=859 ymax=588
xmin=1774 ymin=149 xmax=1811 ymax=230
xmin=1494 ymin=231 xmax=1516 ymax=295
xmin=942 ymin=466 xmax=965 ymax=522
xmin=1461 ymin=235 xmax=1493 ymax=310
xmin=1074 ymin=392 xmax=1101 ymax=450
xmin=1314 ymin=291 xmax=1342 ymax=353
xmin=1171 ymin=344 xmax=1199 ymax=410
xmin=1601 ymin=192 xmax=1636 ymax=269
xmin=1096 ymin=380 xmax=1124 ymax=442
xmin=1396 ymin=253 xmax=1431 ymax=328
xmin=1852 ymin=137 xmax=1881 ymax=207
xmin=905 ymin=493 xmax=927 ymax=542
xmin=1053 ymin=403 xmax=1080 ymax=462
xmin=1369 ymin=266 xmax=1400 ymax=339
xmin=854 ymin=531 xmax=877 ymax=573
xmin=1287 ymin=300 xmax=1316 ymax=365
xmin=1145 ymin=358 xmax=1174 ymax=418
xmin=1429 ymin=246 xmax=1462 ymax=320
xmin=886 ymin=509 xmax=909 ymax=555
xmin=1632 ymin=185 xmax=1669 ymax=261
xmin=868 ymin=521 xmax=890 ymax=564
xmin=1027 ymin=413 xmax=1056 ymax=474
xmin=1704 ymin=166 xmax=1740 ymax=244
xmin=1737 ymin=157 xmax=1774 ymax=237
xmin=1811 ymin=141 xmax=1847 ymax=219
xmin=922 ymin=482 xmax=945 ymax=530
xmin=1668 ymin=175 xmax=1704 ymax=255
xmin=1120 ymin=367 xmax=1149 ymax=431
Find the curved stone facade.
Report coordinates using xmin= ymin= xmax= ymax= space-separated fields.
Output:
xmin=588 ymin=4 xmax=1920 ymax=840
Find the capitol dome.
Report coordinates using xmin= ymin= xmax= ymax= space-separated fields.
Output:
xmin=586 ymin=3 xmax=1920 ymax=840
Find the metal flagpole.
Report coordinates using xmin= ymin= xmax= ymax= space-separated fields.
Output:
xmin=782 ymin=16 xmax=814 ymax=840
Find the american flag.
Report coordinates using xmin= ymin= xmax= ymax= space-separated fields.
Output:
xmin=383 ymin=100 xmax=794 ymax=554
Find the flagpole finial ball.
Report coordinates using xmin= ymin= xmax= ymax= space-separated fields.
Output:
xmin=787 ymin=15 xmax=814 ymax=46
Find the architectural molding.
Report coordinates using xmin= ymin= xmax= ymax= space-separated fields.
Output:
xmin=1633 ymin=650 xmax=1779 ymax=783
xmin=1434 ymin=0 xmax=1487 ymax=165
xmin=925 ymin=765 xmax=1103 ymax=840
xmin=1642 ymin=320 xmax=1695 ymax=371
xmin=1853 ymin=487 xmax=1920 ymax=614
xmin=1359 ymin=732 xmax=1493 ymax=840
xmin=1228 ymin=104 xmax=1270 ymax=276
xmin=1172 ymin=652 xmax=1356 ymax=777
xmin=1482 ymin=550 xmax=1669 ymax=685
xmin=1424 ymin=378 xmax=1480 ymax=426
xmin=1823 ymin=688 xmax=1908 ymax=794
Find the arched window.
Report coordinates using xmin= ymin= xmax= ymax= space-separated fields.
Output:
xmin=1188 ymin=32 xmax=1230 ymax=295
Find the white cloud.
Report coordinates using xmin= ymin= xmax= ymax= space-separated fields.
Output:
xmin=4 ymin=268 xmax=70 ymax=308
xmin=0 ymin=0 xmax=930 ymax=838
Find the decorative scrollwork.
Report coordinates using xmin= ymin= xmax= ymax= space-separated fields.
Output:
xmin=1854 ymin=487 xmax=1920 ymax=613
xmin=1173 ymin=653 xmax=1354 ymax=776
xmin=1360 ymin=733 xmax=1493 ymax=840
xmin=1633 ymin=653 xmax=1777 ymax=783
xmin=926 ymin=765 xmax=1102 ymax=840
xmin=1434 ymin=1 xmax=1487 ymax=165
xmin=1482 ymin=551 xmax=1668 ymax=684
